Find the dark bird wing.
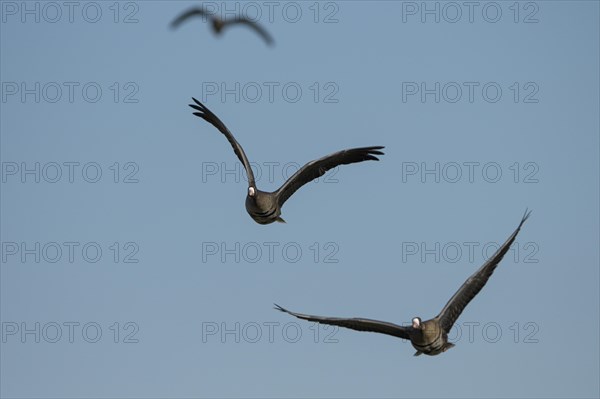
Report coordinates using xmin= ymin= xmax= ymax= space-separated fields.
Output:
xmin=435 ymin=210 xmax=532 ymax=333
xmin=189 ymin=98 xmax=255 ymax=186
xmin=274 ymin=304 xmax=410 ymax=340
xmin=275 ymin=146 xmax=384 ymax=207
xmin=222 ymin=17 xmax=274 ymax=45
xmin=171 ymin=8 xmax=212 ymax=29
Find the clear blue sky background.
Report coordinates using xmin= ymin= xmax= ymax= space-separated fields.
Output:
xmin=1 ymin=1 xmax=599 ymax=398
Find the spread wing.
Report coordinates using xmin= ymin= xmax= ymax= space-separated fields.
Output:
xmin=275 ymin=146 xmax=384 ymax=206
xmin=275 ymin=304 xmax=410 ymax=340
xmin=223 ymin=17 xmax=274 ymax=45
xmin=436 ymin=210 xmax=532 ymax=333
xmin=171 ymin=8 xmax=212 ymax=29
xmin=189 ymin=98 xmax=255 ymax=186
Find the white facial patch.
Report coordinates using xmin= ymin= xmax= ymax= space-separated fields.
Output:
xmin=412 ymin=318 xmax=421 ymax=328
xmin=248 ymin=187 xmax=255 ymax=197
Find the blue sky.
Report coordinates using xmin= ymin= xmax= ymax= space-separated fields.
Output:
xmin=1 ymin=1 xmax=599 ymax=398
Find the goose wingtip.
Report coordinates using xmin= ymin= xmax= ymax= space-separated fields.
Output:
xmin=273 ymin=303 xmax=286 ymax=312
xmin=521 ymin=208 xmax=532 ymax=224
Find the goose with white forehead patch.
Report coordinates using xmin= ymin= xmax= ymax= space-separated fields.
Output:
xmin=188 ymin=98 xmax=384 ymax=225
xmin=275 ymin=211 xmax=531 ymax=356
xmin=171 ymin=6 xmax=274 ymax=46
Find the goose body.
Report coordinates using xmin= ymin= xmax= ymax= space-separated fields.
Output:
xmin=244 ymin=188 xmax=284 ymax=225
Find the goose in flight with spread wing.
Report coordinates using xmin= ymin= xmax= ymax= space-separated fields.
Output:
xmin=171 ymin=7 xmax=274 ymax=46
xmin=189 ymin=98 xmax=384 ymax=225
xmin=276 ymin=210 xmax=531 ymax=356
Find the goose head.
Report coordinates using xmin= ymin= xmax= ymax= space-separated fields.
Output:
xmin=412 ymin=317 xmax=422 ymax=329
xmin=245 ymin=186 xmax=261 ymax=210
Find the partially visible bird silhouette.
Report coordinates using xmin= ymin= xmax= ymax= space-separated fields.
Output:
xmin=171 ymin=7 xmax=274 ymax=46
xmin=275 ymin=210 xmax=531 ymax=356
xmin=188 ymin=98 xmax=384 ymax=225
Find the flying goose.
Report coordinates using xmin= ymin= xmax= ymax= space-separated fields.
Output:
xmin=188 ymin=98 xmax=384 ymax=225
xmin=275 ymin=210 xmax=531 ymax=356
xmin=171 ymin=7 xmax=274 ymax=46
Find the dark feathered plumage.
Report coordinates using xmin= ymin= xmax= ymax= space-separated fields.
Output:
xmin=276 ymin=210 xmax=531 ymax=356
xmin=189 ymin=98 xmax=384 ymax=224
xmin=171 ymin=7 xmax=274 ymax=46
